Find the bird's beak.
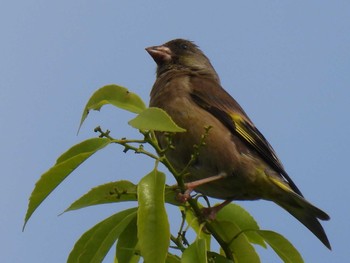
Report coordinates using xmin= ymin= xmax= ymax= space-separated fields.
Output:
xmin=145 ymin=45 xmax=172 ymax=64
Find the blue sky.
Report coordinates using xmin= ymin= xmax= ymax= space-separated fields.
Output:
xmin=1 ymin=1 xmax=349 ymax=262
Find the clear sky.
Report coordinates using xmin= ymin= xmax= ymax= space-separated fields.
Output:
xmin=1 ymin=1 xmax=349 ymax=262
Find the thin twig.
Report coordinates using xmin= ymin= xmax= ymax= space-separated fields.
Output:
xmin=95 ymin=126 xmax=234 ymax=260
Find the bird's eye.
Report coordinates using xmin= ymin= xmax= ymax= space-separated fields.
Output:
xmin=180 ymin=43 xmax=188 ymax=50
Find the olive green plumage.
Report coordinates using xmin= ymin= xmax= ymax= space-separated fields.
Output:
xmin=146 ymin=39 xmax=331 ymax=249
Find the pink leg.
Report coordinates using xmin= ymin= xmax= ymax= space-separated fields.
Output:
xmin=202 ymin=199 xmax=233 ymax=220
xmin=178 ymin=172 xmax=227 ymax=202
xmin=185 ymin=172 xmax=227 ymax=189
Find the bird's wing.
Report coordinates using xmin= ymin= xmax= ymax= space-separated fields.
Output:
xmin=189 ymin=76 xmax=303 ymax=196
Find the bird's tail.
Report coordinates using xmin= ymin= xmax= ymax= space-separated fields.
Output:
xmin=268 ymin=177 xmax=331 ymax=249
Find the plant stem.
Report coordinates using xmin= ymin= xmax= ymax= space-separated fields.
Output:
xmin=95 ymin=126 xmax=234 ymax=260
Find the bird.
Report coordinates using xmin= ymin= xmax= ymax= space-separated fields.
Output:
xmin=145 ymin=38 xmax=331 ymax=249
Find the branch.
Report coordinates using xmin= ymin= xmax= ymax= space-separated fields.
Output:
xmin=95 ymin=126 xmax=234 ymax=260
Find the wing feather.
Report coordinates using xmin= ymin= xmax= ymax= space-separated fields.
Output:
xmin=189 ymin=76 xmax=303 ymax=196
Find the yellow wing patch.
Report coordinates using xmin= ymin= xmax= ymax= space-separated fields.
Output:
xmin=230 ymin=113 xmax=257 ymax=146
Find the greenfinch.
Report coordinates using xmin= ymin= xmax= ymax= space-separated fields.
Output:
xmin=146 ymin=39 xmax=330 ymax=249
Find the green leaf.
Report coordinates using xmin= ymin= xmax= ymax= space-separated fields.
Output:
xmin=67 ymin=207 xmax=137 ymax=263
xmin=211 ymin=220 xmax=260 ymax=263
xmin=257 ymin=230 xmax=304 ymax=263
xmin=207 ymin=251 xmax=234 ymax=263
xmin=128 ymin=107 xmax=186 ymax=132
xmin=182 ymin=239 xmax=207 ymax=263
xmin=182 ymin=206 xmax=211 ymax=250
xmin=79 ymin=84 xmax=146 ymax=131
xmin=116 ymin=216 xmax=140 ymax=263
xmin=24 ymin=138 xmax=111 ymax=229
xmin=63 ymin=182 xmax=183 ymax=213
xmin=231 ymin=232 xmax=260 ymax=263
xmin=63 ymin=181 xmax=138 ymax=213
xmin=164 ymin=186 xmax=184 ymax=206
xmin=216 ymin=203 xmax=266 ymax=248
xmin=137 ymin=169 xmax=170 ymax=263
xmin=166 ymin=253 xmax=181 ymax=263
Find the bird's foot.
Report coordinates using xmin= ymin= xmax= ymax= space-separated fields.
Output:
xmin=201 ymin=199 xmax=233 ymax=220
xmin=176 ymin=172 xmax=227 ymax=203
xmin=176 ymin=188 xmax=194 ymax=203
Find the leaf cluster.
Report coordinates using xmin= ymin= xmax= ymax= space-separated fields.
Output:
xmin=24 ymin=84 xmax=304 ymax=263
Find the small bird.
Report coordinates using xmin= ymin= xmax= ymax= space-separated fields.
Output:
xmin=146 ymin=39 xmax=330 ymax=249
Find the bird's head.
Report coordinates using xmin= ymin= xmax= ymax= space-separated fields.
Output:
xmin=146 ymin=39 xmax=219 ymax=80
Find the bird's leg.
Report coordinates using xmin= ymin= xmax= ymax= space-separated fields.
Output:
xmin=185 ymin=172 xmax=228 ymax=189
xmin=178 ymin=172 xmax=227 ymax=202
xmin=202 ymin=199 xmax=233 ymax=220
xmin=182 ymin=172 xmax=232 ymax=220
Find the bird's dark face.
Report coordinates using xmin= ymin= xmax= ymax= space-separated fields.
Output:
xmin=146 ymin=39 xmax=216 ymax=77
